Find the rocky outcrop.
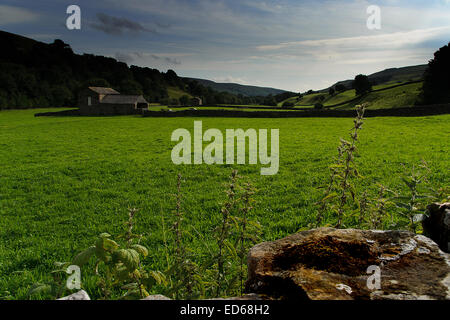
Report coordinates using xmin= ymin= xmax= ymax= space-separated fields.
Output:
xmin=423 ymin=203 xmax=450 ymax=253
xmin=246 ymin=228 xmax=450 ymax=300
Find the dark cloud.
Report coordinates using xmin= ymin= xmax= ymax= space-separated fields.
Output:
xmin=115 ymin=52 xmax=136 ymax=64
xmin=90 ymin=13 xmax=154 ymax=35
xmin=114 ymin=52 xmax=181 ymax=65
xmin=150 ymin=54 xmax=181 ymax=65
xmin=155 ymin=21 xmax=171 ymax=29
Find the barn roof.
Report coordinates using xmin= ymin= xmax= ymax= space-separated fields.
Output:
xmin=100 ymin=95 xmax=148 ymax=104
xmin=89 ymin=87 xmax=120 ymax=95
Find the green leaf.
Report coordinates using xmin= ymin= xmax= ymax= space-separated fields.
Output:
xmin=322 ymin=192 xmax=338 ymax=202
xmin=27 ymin=283 xmax=52 ymax=297
xmin=95 ymin=245 xmax=111 ymax=263
xmin=99 ymin=233 xmax=111 ymax=239
xmin=150 ymin=270 xmax=167 ymax=285
xmin=113 ymin=249 xmax=140 ymax=271
xmin=103 ymin=239 xmax=119 ymax=251
xmin=131 ymin=244 xmax=148 ymax=257
xmin=72 ymin=246 xmax=96 ymax=267
xmin=121 ymin=283 xmax=138 ymax=290
xmin=223 ymin=239 xmax=237 ymax=258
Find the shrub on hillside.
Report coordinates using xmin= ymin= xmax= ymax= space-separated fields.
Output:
xmin=282 ymin=101 xmax=295 ymax=108
xmin=353 ymin=74 xmax=372 ymax=96
xmin=336 ymin=84 xmax=347 ymax=92
xmin=314 ymin=103 xmax=324 ymax=109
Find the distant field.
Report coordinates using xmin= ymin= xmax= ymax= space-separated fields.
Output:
xmin=335 ymin=82 xmax=423 ymax=110
xmin=278 ymin=81 xmax=423 ymax=110
xmin=151 ymin=81 xmax=423 ymax=112
xmin=0 ymin=109 xmax=448 ymax=299
xmin=167 ymin=87 xmax=192 ymax=100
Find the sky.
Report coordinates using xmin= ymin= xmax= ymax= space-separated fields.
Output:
xmin=0 ymin=0 xmax=449 ymax=92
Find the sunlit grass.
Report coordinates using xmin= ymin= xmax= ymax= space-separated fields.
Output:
xmin=0 ymin=108 xmax=448 ymax=299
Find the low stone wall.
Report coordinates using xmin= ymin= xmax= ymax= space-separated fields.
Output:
xmin=35 ymin=108 xmax=143 ymax=117
xmin=142 ymin=104 xmax=450 ymax=118
xmin=35 ymin=109 xmax=81 ymax=117
xmin=35 ymin=104 xmax=450 ymax=118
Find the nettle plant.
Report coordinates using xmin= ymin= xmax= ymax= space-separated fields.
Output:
xmin=209 ymin=170 xmax=261 ymax=298
xmin=163 ymin=170 xmax=261 ymax=299
xmin=165 ymin=173 xmax=205 ymax=300
xmin=72 ymin=209 xmax=166 ymax=300
xmin=317 ymin=104 xmax=366 ymax=228
xmin=391 ymin=161 xmax=445 ymax=233
xmin=315 ymin=106 xmax=448 ymax=233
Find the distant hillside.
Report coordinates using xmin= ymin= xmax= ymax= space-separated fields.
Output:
xmin=278 ymin=80 xmax=424 ymax=111
xmin=0 ymin=30 xmax=277 ymax=109
xmin=328 ymin=65 xmax=427 ymax=92
xmin=183 ymin=78 xmax=286 ymax=97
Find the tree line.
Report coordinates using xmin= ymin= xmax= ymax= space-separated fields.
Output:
xmin=0 ymin=33 xmax=295 ymax=109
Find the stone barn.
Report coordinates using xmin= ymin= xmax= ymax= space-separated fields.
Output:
xmin=78 ymin=87 xmax=149 ymax=115
xmin=190 ymin=97 xmax=203 ymax=106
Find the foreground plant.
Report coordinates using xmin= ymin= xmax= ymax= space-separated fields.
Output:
xmin=317 ymin=104 xmax=366 ymax=228
xmin=233 ymin=182 xmax=261 ymax=296
xmin=71 ymin=208 xmax=166 ymax=299
xmin=208 ymin=170 xmax=261 ymax=297
xmin=213 ymin=170 xmax=238 ymax=297
xmin=27 ymin=262 xmax=73 ymax=299
xmin=392 ymin=161 xmax=436 ymax=233
xmin=166 ymin=173 xmax=204 ymax=299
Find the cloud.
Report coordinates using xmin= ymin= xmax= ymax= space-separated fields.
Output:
xmin=150 ymin=54 xmax=181 ymax=65
xmin=115 ymin=52 xmax=137 ymax=64
xmin=68 ymin=0 xmax=450 ymax=91
xmin=212 ymin=76 xmax=251 ymax=85
xmin=115 ymin=52 xmax=181 ymax=65
xmin=26 ymin=34 xmax=60 ymax=41
xmin=252 ymin=26 xmax=450 ymax=67
xmin=0 ymin=5 xmax=39 ymax=25
xmin=256 ymin=26 xmax=450 ymax=52
xmin=90 ymin=13 xmax=155 ymax=35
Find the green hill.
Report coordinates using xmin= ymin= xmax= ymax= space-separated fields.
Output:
xmin=279 ymin=81 xmax=424 ymax=110
xmin=334 ymin=82 xmax=423 ymax=110
xmin=328 ymin=65 xmax=427 ymax=92
xmin=183 ymin=77 xmax=286 ymax=97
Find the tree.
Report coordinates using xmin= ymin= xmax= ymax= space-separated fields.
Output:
xmin=51 ymin=86 xmax=72 ymax=107
xmin=317 ymin=95 xmax=325 ymax=102
xmin=83 ymin=78 xmax=111 ymax=88
xmin=336 ymin=84 xmax=347 ymax=92
xmin=119 ymin=79 xmax=143 ymax=95
xmin=328 ymin=87 xmax=335 ymax=96
xmin=179 ymin=95 xmax=190 ymax=105
xmin=353 ymin=75 xmax=372 ymax=96
xmin=420 ymin=42 xmax=450 ymax=104
xmin=263 ymin=95 xmax=277 ymax=106
xmin=282 ymin=101 xmax=294 ymax=108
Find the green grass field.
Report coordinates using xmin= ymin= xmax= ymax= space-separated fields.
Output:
xmin=279 ymin=82 xmax=423 ymax=110
xmin=0 ymin=109 xmax=449 ymax=299
xmin=335 ymin=82 xmax=423 ymax=110
xmin=167 ymin=87 xmax=193 ymax=100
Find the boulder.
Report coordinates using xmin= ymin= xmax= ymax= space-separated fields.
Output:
xmin=245 ymin=228 xmax=450 ymax=300
xmin=58 ymin=290 xmax=90 ymax=300
xmin=423 ymin=203 xmax=450 ymax=253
